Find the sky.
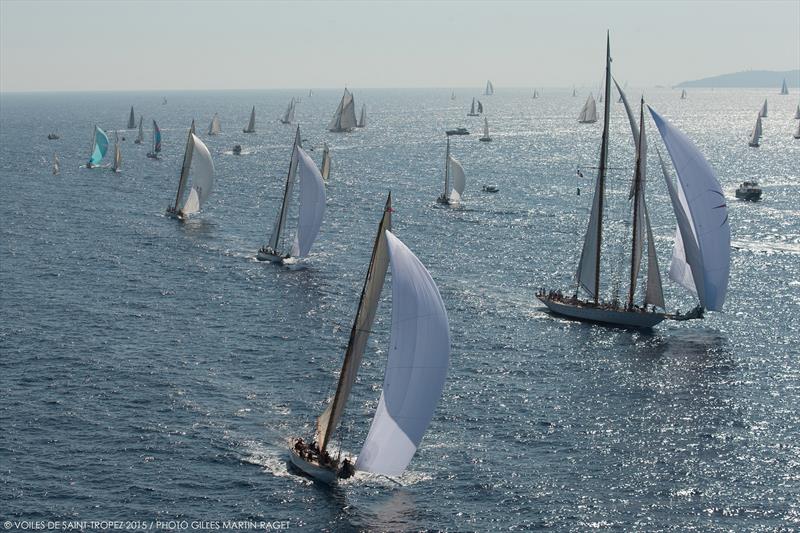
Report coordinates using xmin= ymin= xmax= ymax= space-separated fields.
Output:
xmin=1 ymin=0 xmax=798 ymax=92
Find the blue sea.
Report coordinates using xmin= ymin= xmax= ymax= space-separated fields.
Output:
xmin=1 ymin=87 xmax=799 ymax=531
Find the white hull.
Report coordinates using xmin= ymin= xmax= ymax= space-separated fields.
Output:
xmin=289 ymin=449 xmax=338 ymax=484
xmin=540 ymin=296 xmax=665 ymax=328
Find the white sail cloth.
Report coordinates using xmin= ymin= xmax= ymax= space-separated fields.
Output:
xmin=448 ymin=155 xmax=466 ymax=203
xmin=650 ymin=107 xmax=730 ymax=311
xmin=578 ymin=94 xmax=598 ymax=123
xmin=290 ymin=147 xmax=326 ymax=258
xmin=355 ymin=230 xmax=450 ymax=477
xmin=749 ymin=114 xmax=762 ymax=146
xmin=181 ymin=134 xmax=215 ymax=215
xmin=329 ymin=89 xmax=357 ymax=131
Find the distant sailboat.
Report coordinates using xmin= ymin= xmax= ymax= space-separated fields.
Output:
xmin=578 ymin=93 xmax=598 ymax=123
xmin=467 ymin=97 xmax=480 ymax=117
xmin=280 ymin=98 xmax=296 ymax=125
xmin=52 ymin=153 xmax=60 ymax=176
xmin=572 ymin=87 xmax=577 ymax=97
xmin=208 ymin=113 xmax=221 ymax=135
xmin=759 ymin=99 xmax=768 ymax=118
xmin=243 ymin=106 xmax=256 ymax=133
xmin=86 ymin=125 xmax=109 ymax=168
xmin=146 ymin=120 xmax=162 ymax=159
xmin=308 ymin=89 xmax=313 ymax=97
xmin=289 ymin=194 xmax=450 ymax=484
xmin=436 ymin=134 xmax=466 ymax=205
xmin=356 ymin=103 xmax=366 ymax=128
xmin=748 ymin=114 xmax=762 ymax=147
xmin=162 ymin=97 xmax=167 ymax=105
xmin=111 ymin=132 xmax=122 ymax=172
xmin=329 ymin=89 xmax=358 ymax=132
xmin=320 ymin=143 xmax=331 ymax=181
xmin=681 ymin=89 xmax=687 ymax=100
xmin=166 ymin=121 xmax=215 ymax=220
xmin=451 ymin=91 xmax=456 ymax=100
xmin=134 ymin=116 xmax=144 ymax=144
xmin=795 ymin=104 xmax=800 ymax=119
xmin=485 ymin=80 xmax=494 ymax=95
xmin=127 ymin=106 xmax=136 ymax=129
xmin=477 ymin=100 xmax=484 ymax=114
xmin=780 ymin=78 xmax=789 ymax=95
xmin=479 ymin=116 xmax=492 ymax=142
xmin=533 ymin=89 xmax=539 ymax=99
xmin=794 ymin=120 xmax=800 ymax=139
xmin=257 ymin=127 xmax=326 ymax=263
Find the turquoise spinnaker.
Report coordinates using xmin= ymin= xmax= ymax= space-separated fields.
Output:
xmin=90 ymin=126 xmax=109 ymax=165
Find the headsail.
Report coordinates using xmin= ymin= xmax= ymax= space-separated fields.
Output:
xmin=244 ymin=106 xmax=256 ymax=132
xmin=355 ymin=230 xmax=450 ymax=477
xmin=180 ymin=134 xmax=215 ymax=215
xmin=289 ymin=147 xmax=326 ymax=258
xmin=759 ymin=99 xmax=768 ymax=118
xmin=749 ymin=114 xmax=762 ymax=147
xmin=448 ymin=154 xmax=466 ymax=204
xmin=357 ymin=103 xmax=367 ymax=128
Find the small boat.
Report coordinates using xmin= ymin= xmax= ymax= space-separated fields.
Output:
xmin=759 ymin=99 xmax=768 ymax=118
xmin=467 ymin=97 xmax=480 ymax=117
xmin=748 ymin=113 xmax=762 ymax=147
xmin=166 ymin=121 xmax=215 ymax=220
xmin=146 ymin=120 xmax=162 ymax=159
xmin=243 ymin=106 xmax=256 ymax=133
xmin=436 ymin=134 xmax=466 ymax=206
xmin=280 ymin=98 xmax=295 ymax=125
xmin=485 ymin=80 xmax=494 ymax=96
xmin=127 ymin=106 xmax=136 ymax=129
xmin=289 ymin=194 xmax=450 ymax=484
xmin=533 ymin=89 xmax=539 ymax=99
xmin=111 ymin=132 xmax=122 ymax=173
xmin=794 ymin=120 xmax=800 ymax=139
xmin=578 ymin=93 xmax=598 ymax=123
xmin=320 ymin=143 xmax=331 ymax=181
xmin=780 ymin=78 xmax=789 ymax=95
xmin=356 ymin=103 xmax=366 ymax=128
xmin=445 ymin=127 xmax=470 ymax=136
xmin=162 ymin=97 xmax=167 ymax=105
xmin=257 ymin=127 xmax=326 ymax=263
xmin=47 ymin=133 xmax=59 ymax=140
xmin=735 ymin=181 xmax=762 ymax=201
xmin=208 ymin=113 xmax=221 ymax=135
xmin=482 ymin=185 xmax=498 ymax=193
xmin=52 ymin=153 xmax=60 ymax=176
xmin=794 ymin=104 xmax=800 ymax=120
xmin=328 ymin=89 xmax=358 ymax=132
xmin=479 ymin=116 xmax=492 ymax=142
xmin=85 ymin=125 xmax=109 ymax=168
xmin=232 ymin=144 xmax=242 ymax=155
xmin=451 ymin=91 xmax=456 ymax=100
xmin=681 ymin=89 xmax=687 ymax=100
xmin=134 ymin=116 xmax=144 ymax=144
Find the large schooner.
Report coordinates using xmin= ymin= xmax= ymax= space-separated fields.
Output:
xmin=436 ymin=134 xmax=466 ymax=205
xmin=328 ymin=89 xmax=358 ymax=132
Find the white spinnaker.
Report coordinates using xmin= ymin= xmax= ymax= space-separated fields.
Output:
xmin=290 ymin=147 xmax=326 ymax=258
xmin=448 ymin=155 xmax=466 ymax=203
xmin=181 ymin=134 xmax=215 ymax=215
xmin=355 ymin=230 xmax=450 ymax=477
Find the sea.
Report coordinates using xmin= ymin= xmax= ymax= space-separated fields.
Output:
xmin=1 ymin=87 xmax=799 ymax=531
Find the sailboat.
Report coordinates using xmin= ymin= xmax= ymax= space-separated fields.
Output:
xmin=208 ymin=113 xmax=221 ymax=135
xmin=793 ymin=120 xmax=800 ymax=139
xmin=479 ymin=116 xmax=492 ymax=142
xmin=111 ymin=132 xmax=122 ymax=172
xmin=328 ymin=89 xmax=358 ymax=132
xmin=759 ymin=99 xmax=768 ymax=118
xmin=780 ymin=78 xmax=789 ymax=95
xmin=748 ymin=113 xmax=762 ymax=147
xmin=533 ymin=89 xmax=539 ymax=99
xmin=467 ymin=97 xmax=480 ymax=117
xmin=289 ymin=194 xmax=450 ymax=484
xmin=356 ymin=103 xmax=367 ymax=128
xmin=52 ymin=153 xmax=60 ymax=176
xmin=257 ymin=127 xmax=326 ymax=263
xmin=146 ymin=120 xmax=162 ymax=159
xmin=127 ymin=106 xmax=136 ymax=129
xmin=538 ymin=34 xmax=730 ymax=329
xmin=436 ymin=134 xmax=466 ymax=205
xmin=485 ymin=80 xmax=494 ymax=96
xmin=572 ymin=87 xmax=577 ymax=97
xmin=794 ymin=104 xmax=800 ymax=119
xmin=243 ymin=106 xmax=256 ymax=133
xmin=681 ymin=89 xmax=687 ymax=100
xmin=134 ymin=116 xmax=144 ymax=144
xmin=86 ymin=125 xmax=109 ymax=168
xmin=166 ymin=121 xmax=215 ymax=220
xmin=477 ymin=100 xmax=484 ymax=114
xmin=320 ymin=143 xmax=331 ymax=181
xmin=308 ymin=89 xmax=313 ymax=97
xmin=451 ymin=91 xmax=456 ymax=100
xmin=280 ymin=99 xmax=296 ymax=125
xmin=578 ymin=93 xmax=598 ymax=123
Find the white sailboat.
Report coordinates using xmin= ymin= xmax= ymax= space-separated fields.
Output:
xmin=485 ymin=80 xmax=494 ymax=95
xmin=328 ymin=89 xmax=358 ymax=132
xmin=208 ymin=113 xmax=221 ymax=135
xmin=257 ymin=127 xmax=326 ymax=263
xmin=467 ymin=97 xmax=480 ymax=117
xmin=280 ymin=99 xmax=296 ymax=125
xmin=780 ymin=78 xmax=789 ymax=95
xmin=166 ymin=121 xmax=215 ymax=220
xmin=134 ymin=116 xmax=144 ymax=144
xmin=533 ymin=89 xmax=539 ymax=99
xmin=681 ymin=89 xmax=687 ymax=100
xmin=748 ymin=113 xmax=762 ymax=147
xmin=356 ymin=103 xmax=366 ymax=128
xmin=794 ymin=104 xmax=800 ymax=120
xmin=572 ymin=87 xmax=577 ymax=97
xmin=793 ymin=120 xmax=800 ymax=139
xmin=479 ymin=116 xmax=492 ymax=142
xmin=759 ymin=99 xmax=768 ymax=118
xmin=451 ymin=91 xmax=456 ymax=100
xmin=320 ymin=143 xmax=331 ymax=181
xmin=436 ymin=135 xmax=466 ymax=205
xmin=127 ymin=106 xmax=136 ymax=129
xmin=52 ymin=153 xmax=60 ymax=176
xmin=111 ymin=132 xmax=122 ymax=173
xmin=578 ymin=93 xmax=598 ymax=123
xmin=243 ymin=106 xmax=256 ymax=133
xmin=289 ymin=194 xmax=450 ymax=484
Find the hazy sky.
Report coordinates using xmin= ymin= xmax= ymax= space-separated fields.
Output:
xmin=1 ymin=0 xmax=798 ymax=92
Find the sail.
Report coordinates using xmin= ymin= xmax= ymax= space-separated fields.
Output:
xmin=173 ymin=121 xmax=196 ymax=211
xmin=681 ymin=89 xmax=687 ymax=99
xmin=533 ymin=89 xmax=539 ymax=99
xmin=485 ymin=80 xmax=494 ymax=95
xmin=794 ymin=105 xmax=800 ymax=120
xmin=469 ymin=98 xmax=476 ymax=114
xmin=614 ymin=78 xmax=639 ymax=145
xmin=112 ymin=135 xmax=121 ymax=171
xmin=483 ymin=117 xmax=490 ymax=138
xmin=448 ymin=154 xmax=466 ymax=204
xmin=208 ymin=113 xmax=221 ymax=135
xmin=268 ymin=128 xmax=301 ymax=251
xmin=794 ymin=120 xmax=800 ymax=138
xmin=127 ymin=106 xmax=135 ymax=129
xmin=282 ymin=99 xmax=295 ymax=123
xmin=781 ymin=78 xmax=789 ymax=95
xmin=289 ymin=147 xmax=326 ymax=258
xmin=152 ymin=120 xmax=162 ymax=153
xmin=180 ymin=134 xmax=214 ymax=215
xmin=244 ymin=106 xmax=256 ymax=132
xmin=328 ymin=89 xmax=357 ymax=131
xmin=749 ymin=114 xmax=762 ymax=146
xmin=89 ymin=126 xmax=109 ymax=165
xmin=759 ymin=99 xmax=768 ymax=118
xmin=477 ymin=100 xmax=484 ymax=114
xmin=355 ymin=230 xmax=450 ymax=477
xmin=320 ymin=143 xmax=331 ymax=181
xmin=316 ymin=196 xmax=392 ymax=451
xmin=136 ymin=116 xmax=144 ymax=143
xmin=572 ymin=87 xmax=577 ymax=97
xmin=357 ymin=103 xmax=367 ymax=128
xmin=650 ymin=107 xmax=730 ymax=311
xmin=578 ymin=93 xmax=598 ymax=123
xmin=643 ymin=204 xmax=665 ymax=308
xmin=52 ymin=153 xmax=59 ymax=175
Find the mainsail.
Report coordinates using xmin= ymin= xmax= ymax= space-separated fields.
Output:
xmin=477 ymin=100 xmax=484 ymax=114
xmin=749 ymin=114 xmax=762 ymax=147
xmin=52 ymin=153 xmax=59 ymax=175
xmin=355 ymin=230 xmax=450 ymax=477
xmin=448 ymin=154 xmax=466 ymax=204
xmin=578 ymin=93 xmax=598 ymax=123
xmin=357 ymin=103 xmax=367 ymax=128
xmin=112 ymin=132 xmax=122 ymax=172
xmin=281 ymin=99 xmax=295 ymax=124
xmin=328 ymin=89 xmax=357 ymax=132
xmin=266 ymin=128 xmax=302 ymax=253
xmin=135 ymin=116 xmax=144 ymax=144
xmin=243 ymin=106 xmax=256 ymax=133
xmin=485 ymin=80 xmax=494 ymax=95
xmin=759 ymin=99 xmax=768 ymax=118
xmin=208 ymin=113 xmax=221 ymax=135
xmin=127 ymin=106 xmax=135 ymax=129
xmin=794 ymin=104 xmax=800 ymax=120
xmin=88 ymin=126 xmax=109 ymax=166
xmin=289 ymin=147 xmax=327 ymax=258
xmin=781 ymin=78 xmax=789 ymax=95
xmin=180 ymin=134 xmax=215 ymax=216
xmin=151 ymin=120 xmax=162 ymax=154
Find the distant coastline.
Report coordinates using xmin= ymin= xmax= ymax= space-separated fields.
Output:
xmin=676 ymin=69 xmax=800 ymax=88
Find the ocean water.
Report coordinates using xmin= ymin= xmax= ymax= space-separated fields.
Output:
xmin=1 ymin=87 xmax=799 ymax=531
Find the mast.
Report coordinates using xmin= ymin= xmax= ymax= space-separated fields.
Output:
xmin=270 ymin=127 xmax=301 ymax=250
xmin=173 ymin=120 xmax=196 ymax=211
xmin=627 ymin=97 xmax=645 ymax=307
xmin=594 ymin=31 xmax=612 ymax=302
